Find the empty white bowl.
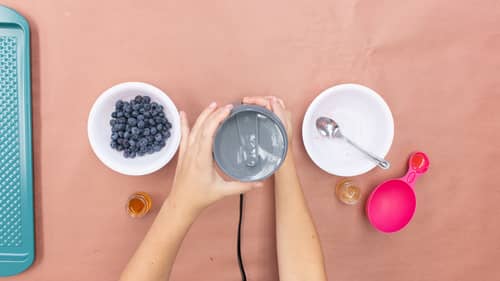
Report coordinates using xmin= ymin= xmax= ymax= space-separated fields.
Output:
xmin=88 ymin=82 xmax=181 ymax=176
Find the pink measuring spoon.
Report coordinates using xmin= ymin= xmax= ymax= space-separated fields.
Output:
xmin=366 ymin=152 xmax=430 ymax=233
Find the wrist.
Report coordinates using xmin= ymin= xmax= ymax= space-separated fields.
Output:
xmin=160 ymin=195 xmax=202 ymax=223
xmin=276 ymin=150 xmax=295 ymax=177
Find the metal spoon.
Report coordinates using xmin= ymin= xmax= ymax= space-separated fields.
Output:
xmin=316 ymin=117 xmax=390 ymax=170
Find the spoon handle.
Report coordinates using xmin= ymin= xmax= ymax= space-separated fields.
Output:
xmin=342 ymin=135 xmax=391 ymax=170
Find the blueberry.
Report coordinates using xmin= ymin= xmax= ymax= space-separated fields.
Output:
xmin=143 ymin=128 xmax=150 ymax=136
xmin=137 ymin=115 xmax=144 ymax=120
xmin=117 ymin=111 xmax=124 ymax=118
xmin=157 ymin=124 xmax=163 ymax=131
xmin=117 ymin=145 xmax=124 ymax=151
xmin=152 ymin=110 xmax=159 ymax=117
xmin=132 ymin=104 xmax=140 ymax=111
xmin=138 ymin=138 xmax=148 ymax=147
xmin=115 ymin=100 xmax=124 ymax=109
xmin=129 ymin=151 xmax=136 ymax=158
xmin=158 ymin=139 xmax=166 ymax=147
xmin=138 ymin=151 xmax=145 ymax=156
xmin=117 ymin=117 xmax=126 ymax=124
xmin=150 ymin=127 xmax=157 ymax=135
xmin=134 ymin=95 xmax=143 ymax=103
xmin=131 ymin=111 xmax=139 ymax=117
xmin=158 ymin=112 xmax=165 ymax=118
xmin=111 ymin=132 xmax=119 ymax=140
xmin=144 ymin=104 xmax=152 ymax=111
xmin=123 ymin=131 xmax=130 ymax=139
xmin=143 ymin=96 xmax=151 ymax=103
xmin=147 ymin=119 xmax=154 ymax=126
xmin=131 ymin=134 xmax=139 ymax=140
xmin=144 ymin=111 xmax=151 ymax=118
xmin=127 ymin=118 xmax=137 ymax=126
xmin=153 ymin=133 xmax=162 ymax=142
xmin=124 ymin=151 xmax=130 ymax=158
xmin=147 ymin=136 xmax=154 ymax=142
xmin=158 ymin=105 xmax=164 ymax=111
xmin=153 ymin=145 xmax=161 ymax=152
xmin=124 ymin=105 xmax=132 ymax=113
xmin=131 ymin=127 xmax=140 ymax=135
xmin=118 ymin=131 xmax=124 ymax=138
xmin=163 ymin=131 xmax=171 ymax=138
xmin=165 ymin=121 xmax=172 ymax=129
xmin=110 ymin=141 xmax=118 ymax=148
xmin=130 ymin=100 xmax=136 ymax=106
xmin=114 ymin=124 xmax=124 ymax=132
xmin=124 ymin=112 xmax=131 ymax=118
xmin=111 ymin=111 xmax=118 ymax=118
xmin=128 ymin=139 xmax=136 ymax=147
xmin=147 ymin=147 xmax=154 ymax=154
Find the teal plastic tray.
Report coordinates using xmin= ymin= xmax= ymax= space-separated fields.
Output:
xmin=0 ymin=5 xmax=35 ymax=276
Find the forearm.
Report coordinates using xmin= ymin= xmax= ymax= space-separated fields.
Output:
xmin=274 ymin=153 xmax=327 ymax=281
xmin=120 ymin=197 xmax=199 ymax=281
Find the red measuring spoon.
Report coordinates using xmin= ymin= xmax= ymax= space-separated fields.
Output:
xmin=366 ymin=152 xmax=430 ymax=233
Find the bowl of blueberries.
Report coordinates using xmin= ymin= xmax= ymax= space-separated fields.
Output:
xmin=88 ymin=82 xmax=181 ymax=175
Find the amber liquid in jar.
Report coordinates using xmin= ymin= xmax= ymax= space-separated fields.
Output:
xmin=126 ymin=192 xmax=152 ymax=218
xmin=335 ymin=179 xmax=361 ymax=205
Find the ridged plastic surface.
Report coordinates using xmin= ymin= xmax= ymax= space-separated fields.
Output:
xmin=0 ymin=35 xmax=23 ymax=248
xmin=0 ymin=5 xmax=34 ymax=276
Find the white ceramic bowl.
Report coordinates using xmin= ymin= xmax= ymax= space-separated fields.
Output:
xmin=302 ymin=83 xmax=394 ymax=176
xmin=88 ymin=82 xmax=181 ymax=176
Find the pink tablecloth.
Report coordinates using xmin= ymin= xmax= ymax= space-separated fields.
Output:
xmin=2 ymin=0 xmax=500 ymax=280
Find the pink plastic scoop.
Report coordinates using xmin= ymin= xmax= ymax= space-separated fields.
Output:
xmin=366 ymin=152 xmax=430 ymax=233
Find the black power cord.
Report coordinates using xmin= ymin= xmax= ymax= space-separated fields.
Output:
xmin=237 ymin=194 xmax=247 ymax=281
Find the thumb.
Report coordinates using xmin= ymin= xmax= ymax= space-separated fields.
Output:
xmin=221 ymin=181 xmax=264 ymax=196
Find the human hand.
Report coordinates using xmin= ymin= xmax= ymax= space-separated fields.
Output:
xmin=242 ymin=96 xmax=293 ymax=143
xmin=168 ymin=102 xmax=263 ymax=215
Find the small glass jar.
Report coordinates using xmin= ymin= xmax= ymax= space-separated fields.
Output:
xmin=335 ymin=179 xmax=361 ymax=205
xmin=126 ymin=192 xmax=152 ymax=218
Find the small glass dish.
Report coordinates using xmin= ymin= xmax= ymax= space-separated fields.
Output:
xmin=126 ymin=192 xmax=152 ymax=218
xmin=335 ymin=178 xmax=361 ymax=205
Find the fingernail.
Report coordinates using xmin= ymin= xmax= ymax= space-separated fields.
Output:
xmin=225 ymin=104 xmax=233 ymax=110
xmin=209 ymin=102 xmax=217 ymax=108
